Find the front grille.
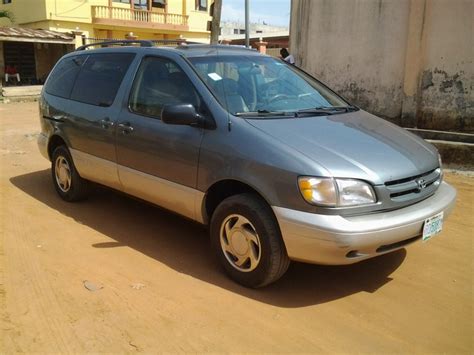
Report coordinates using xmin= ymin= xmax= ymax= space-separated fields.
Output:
xmin=384 ymin=168 xmax=441 ymax=202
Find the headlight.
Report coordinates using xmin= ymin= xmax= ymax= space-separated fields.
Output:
xmin=335 ymin=179 xmax=376 ymax=206
xmin=298 ymin=177 xmax=376 ymax=207
xmin=298 ymin=177 xmax=337 ymax=206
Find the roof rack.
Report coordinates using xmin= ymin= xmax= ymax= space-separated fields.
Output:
xmin=176 ymin=44 xmax=256 ymax=51
xmin=76 ymin=40 xmax=154 ymax=51
xmin=175 ymin=41 xmax=209 ymax=45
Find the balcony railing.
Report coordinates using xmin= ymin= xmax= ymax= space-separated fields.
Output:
xmin=91 ymin=6 xmax=189 ymax=29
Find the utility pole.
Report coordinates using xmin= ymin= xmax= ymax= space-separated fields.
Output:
xmin=210 ymin=0 xmax=222 ymax=45
xmin=245 ymin=0 xmax=250 ymax=48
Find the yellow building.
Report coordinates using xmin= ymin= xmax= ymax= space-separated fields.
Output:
xmin=0 ymin=0 xmax=213 ymax=43
xmin=0 ymin=0 xmax=213 ymax=87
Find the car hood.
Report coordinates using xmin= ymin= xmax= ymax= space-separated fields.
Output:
xmin=246 ymin=110 xmax=439 ymax=185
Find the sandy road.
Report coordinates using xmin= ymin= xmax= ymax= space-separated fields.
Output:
xmin=0 ymin=102 xmax=472 ymax=353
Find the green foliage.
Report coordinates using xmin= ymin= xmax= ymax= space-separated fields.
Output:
xmin=0 ymin=10 xmax=14 ymax=22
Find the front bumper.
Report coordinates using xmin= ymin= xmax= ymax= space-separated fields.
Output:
xmin=273 ymin=182 xmax=457 ymax=265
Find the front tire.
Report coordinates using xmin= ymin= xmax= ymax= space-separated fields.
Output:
xmin=210 ymin=193 xmax=290 ymax=288
xmin=51 ymin=145 xmax=89 ymax=202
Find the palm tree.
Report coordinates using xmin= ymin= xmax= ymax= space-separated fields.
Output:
xmin=0 ymin=10 xmax=14 ymax=22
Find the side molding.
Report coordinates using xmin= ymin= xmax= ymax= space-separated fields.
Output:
xmin=118 ymin=165 xmax=205 ymax=223
xmin=70 ymin=149 xmax=122 ymax=190
xmin=69 ymin=148 xmax=206 ymax=223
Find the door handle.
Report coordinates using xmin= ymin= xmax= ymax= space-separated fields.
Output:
xmin=100 ymin=117 xmax=114 ymax=129
xmin=52 ymin=114 xmax=68 ymax=121
xmin=118 ymin=122 xmax=134 ymax=134
xmin=43 ymin=114 xmax=67 ymax=122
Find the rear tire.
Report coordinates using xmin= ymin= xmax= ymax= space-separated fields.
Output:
xmin=210 ymin=193 xmax=290 ymax=288
xmin=51 ymin=145 xmax=89 ymax=202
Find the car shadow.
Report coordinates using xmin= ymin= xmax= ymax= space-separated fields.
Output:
xmin=10 ymin=169 xmax=406 ymax=308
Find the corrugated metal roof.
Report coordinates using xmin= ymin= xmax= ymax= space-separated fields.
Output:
xmin=0 ymin=27 xmax=74 ymax=41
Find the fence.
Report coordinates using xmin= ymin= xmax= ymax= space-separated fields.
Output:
xmin=266 ymin=47 xmax=283 ymax=58
xmin=91 ymin=6 xmax=188 ymax=27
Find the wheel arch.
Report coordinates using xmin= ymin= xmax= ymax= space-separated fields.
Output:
xmin=47 ymin=134 xmax=67 ymax=160
xmin=202 ymin=179 xmax=275 ymax=225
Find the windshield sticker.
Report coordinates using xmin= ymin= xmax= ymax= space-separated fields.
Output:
xmin=208 ymin=72 xmax=222 ymax=81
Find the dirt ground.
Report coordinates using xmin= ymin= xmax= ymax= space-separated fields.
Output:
xmin=1 ymin=101 xmax=473 ymax=353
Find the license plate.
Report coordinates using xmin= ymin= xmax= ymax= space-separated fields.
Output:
xmin=422 ymin=212 xmax=444 ymax=241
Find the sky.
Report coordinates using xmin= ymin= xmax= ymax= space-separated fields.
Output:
xmin=221 ymin=0 xmax=291 ymax=28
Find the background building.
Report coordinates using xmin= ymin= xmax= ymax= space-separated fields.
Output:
xmin=0 ymin=0 xmax=212 ymax=42
xmin=0 ymin=27 xmax=75 ymax=87
xmin=219 ymin=20 xmax=287 ymax=37
xmin=290 ymin=0 xmax=473 ymax=133
xmin=0 ymin=0 xmax=213 ymax=87
xmin=219 ymin=21 xmax=288 ymax=57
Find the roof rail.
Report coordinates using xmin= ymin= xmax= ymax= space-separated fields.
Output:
xmin=76 ymin=40 xmax=154 ymax=51
xmin=174 ymin=41 xmax=208 ymax=45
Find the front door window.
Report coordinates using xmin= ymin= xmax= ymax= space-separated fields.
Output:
xmin=129 ymin=56 xmax=201 ymax=118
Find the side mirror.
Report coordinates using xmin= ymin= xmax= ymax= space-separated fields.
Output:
xmin=161 ymin=104 xmax=201 ymax=126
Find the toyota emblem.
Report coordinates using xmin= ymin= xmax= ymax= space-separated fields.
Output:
xmin=416 ymin=178 xmax=427 ymax=190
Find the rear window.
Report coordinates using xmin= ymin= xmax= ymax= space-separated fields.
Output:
xmin=70 ymin=53 xmax=135 ymax=106
xmin=45 ymin=55 xmax=86 ymax=99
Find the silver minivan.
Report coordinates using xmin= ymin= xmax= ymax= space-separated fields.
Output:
xmin=38 ymin=42 xmax=457 ymax=287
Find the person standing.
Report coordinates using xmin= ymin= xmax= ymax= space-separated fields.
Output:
xmin=280 ymin=48 xmax=295 ymax=65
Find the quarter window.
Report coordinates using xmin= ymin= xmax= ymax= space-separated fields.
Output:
xmin=129 ymin=57 xmax=200 ymax=118
xmin=45 ymin=55 xmax=86 ymax=99
xmin=70 ymin=53 xmax=135 ymax=107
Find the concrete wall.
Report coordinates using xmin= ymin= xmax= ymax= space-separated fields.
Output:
xmin=415 ymin=1 xmax=473 ymax=131
xmin=290 ymin=0 xmax=473 ymax=132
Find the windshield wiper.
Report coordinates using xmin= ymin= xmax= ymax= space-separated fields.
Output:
xmin=295 ymin=106 xmax=358 ymax=117
xmin=235 ymin=105 xmax=359 ymax=118
xmin=235 ymin=110 xmax=294 ymax=117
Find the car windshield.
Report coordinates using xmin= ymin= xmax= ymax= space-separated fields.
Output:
xmin=188 ymin=54 xmax=351 ymax=117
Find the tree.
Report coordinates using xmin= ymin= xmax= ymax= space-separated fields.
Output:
xmin=0 ymin=10 xmax=14 ymax=22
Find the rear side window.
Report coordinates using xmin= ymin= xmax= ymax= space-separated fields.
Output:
xmin=45 ymin=55 xmax=86 ymax=99
xmin=70 ymin=53 xmax=135 ymax=107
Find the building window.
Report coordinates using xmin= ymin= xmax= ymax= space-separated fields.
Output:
xmin=133 ymin=0 xmax=147 ymax=10
xmin=239 ymin=29 xmax=245 ymax=34
xmin=196 ymin=0 xmax=207 ymax=11
xmin=152 ymin=0 xmax=165 ymax=8
xmin=112 ymin=0 xmax=130 ymax=3
xmin=3 ymin=0 xmax=12 ymax=4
